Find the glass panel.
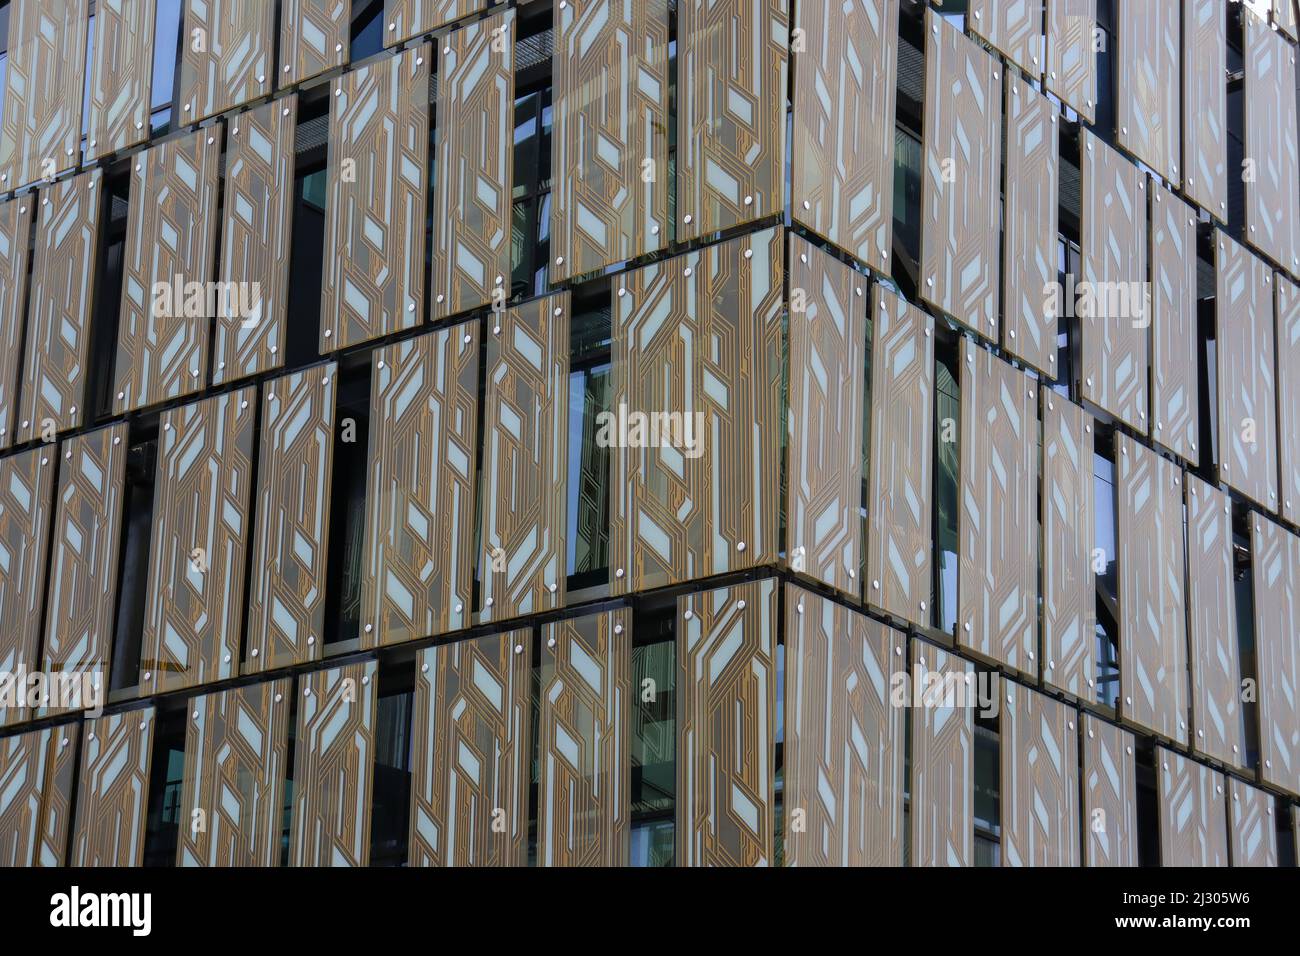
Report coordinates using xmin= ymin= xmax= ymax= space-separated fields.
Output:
xmin=152 ymin=0 xmax=183 ymax=111
xmin=630 ymin=818 xmax=674 ymax=866
xmin=370 ymin=691 xmax=413 ymax=866
xmin=893 ymin=129 xmax=922 ymax=264
xmin=565 ymin=362 xmax=611 ymax=584
xmin=631 ymin=639 xmax=675 ymax=817
xmin=1094 ymin=452 xmax=1120 ymax=708
xmin=935 ymin=360 xmax=960 ymax=634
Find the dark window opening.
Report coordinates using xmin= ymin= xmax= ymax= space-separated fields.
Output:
xmin=630 ymin=605 xmax=676 ymax=866
xmin=285 ymin=95 xmax=331 ymax=369
xmin=370 ymin=659 xmax=414 ymax=866
xmin=1234 ymin=520 xmax=1259 ymax=771
xmin=565 ymin=297 xmax=612 ymax=595
xmin=86 ymin=170 xmax=130 ymax=422
xmin=1094 ymin=441 xmax=1120 ymax=710
xmin=349 ymin=0 xmax=384 ymax=62
xmin=510 ymin=86 xmax=553 ymax=297
xmin=141 ymin=703 xmax=186 ymax=866
xmin=108 ymin=428 xmax=157 ymax=695
xmin=934 ymin=328 xmax=962 ymax=635
xmin=974 ymin=704 xmax=1001 ymax=866
xmin=1134 ymin=741 xmax=1160 ymax=866
xmin=322 ymin=358 xmax=371 ymax=648
xmin=151 ymin=0 xmax=185 ymax=131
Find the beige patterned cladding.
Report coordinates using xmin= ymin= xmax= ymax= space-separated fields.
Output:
xmin=16 ymin=172 xmax=102 ymax=446
xmin=1215 ymin=232 xmax=1278 ymax=510
xmin=1150 ymin=179 xmax=1199 ymax=465
xmin=1117 ymin=434 xmax=1188 ymax=745
xmin=609 ymin=228 xmax=783 ymax=594
xmin=790 ymin=0 xmax=897 ymax=273
xmin=480 ymin=294 xmax=569 ymax=622
xmin=1080 ymin=130 xmax=1148 ymax=431
xmin=677 ymin=579 xmax=776 ymax=867
xmin=1229 ymin=777 xmax=1277 ymax=866
xmin=970 ymin=0 xmax=1043 ymax=75
xmin=42 ymin=425 xmax=129 ymax=713
xmin=1042 ymin=397 xmax=1096 ymax=700
xmin=1115 ymin=0 xmax=1180 ymax=185
xmin=87 ymin=0 xmax=155 ymax=161
xmin=1276 ymin=0 xmax=1299 ymax=40
xmin=921 ymin=11 xmax=1002 ymax=337
xmin=281 ymin=0 xmax=351 ymax=86
xmin=361 ymin=323 xmax=478 ymax=646
xmin=676 ymin=0 xmax=787 ymax=243
xmin=430 ymin=12 xmax=512 ymax=321
xmin=72 ymin=708 xmax=155 ymax=866
xmin=0 ymin=723 xmax=79 ymax=865
xmin=0 ymin=0 xmax=88 ymax=190
xmin=177 ymin=678 xmax=292 ymax=866
xmin=958 ymin=348 xmax=1037 ymax=675
xmin=551 ymin=0 xmax=669 ymax=281
xmin=1083 ymin=714 xmax=1138 ymax=866
xmin=1001 ymin=681 xmax=1079 ymax=866
xmin=177 ymin=0 xmax=275 ymax=123
xmin=1156 ymin=746 xmax=1228 ymax=866
xmin=865 ymin=287 xmax=933 ymax=625
xmin=1003 ymin=75 xmax=1059 ymax=377
xmin=1185 ymin=476 xmax=1245 ymax=769
xmin=786 ymin=234 xmax=866 ymax=597
xmin=0 ymin=450 xmax=54 ymax=727
xmin=214 ymin=96 xmax=297 ymax=385
xmin=245 ymin=366 xmax=336 ymax=673
xmin=1279 ymin=276 xmax=1300 ymax=524
xmin=289 ymin=661 xmax=377 ymax=867
xmin=383 ymin=0 xmax=488 ymax=46
xmin=538 ymin=610 xmax=631 ymax=867
xmin=112 ymin=128 xmax=221 ymax=414
xmin=140 ymin=388 xmax=257 ymax=695
xmin=1244 ymin=14 xmax=1300 ymax=277
xmin=321 ymin=44 xmax=430 ymax=350
xmin=910 ymin=642 xmax=973 ymax=867
xmin=409 ymin=631 xmax=531 ymax=867
xmin=1251 ymin=514 xmax=1300 ymax=796
xmin=784 ymin=585 xmax=904 ymax=867
xmin=0 ymin=199 xmax=32 ymax=451
xmin=1182 ymin=0 xmax=1227 ymax=220
xmin=1046 ymin=0 xmax=1097 ymax=124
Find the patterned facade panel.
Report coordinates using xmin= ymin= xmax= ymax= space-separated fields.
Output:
xmin=1280 ymin=276 xmax=1300 ymax=524
xmin=677 ymin=579 xmax=776 ymax=867
xmin=72 ymin=708 xmax=155 ymax=866
xmin=1228 ymin=777 xmax=1277 ymax=867
xmin=112 ymin=128 xmax=222 ymax=414
xmin=86 ymin=0 xmax=155 ymax=161
xmin=1277 ymin=0 xmax=1300 ymax=39
xmin=0 ymin=0 xmax=89 ymax=190
xmin=784 ymin=584 xmax=904 ymax=867
xmin=609 ymin=228 xmax=783 ymax=594
xmin=481 ymin=294 xmax=568 ymax=622
xmin=1186 ymin=476 xmax=1245 ymax=768
xmin=920 ymin=11 xmax=1002 ymax=337
xmin=1215 ymin=232 xmax=1278 ymax=510
xmin=16 ymin=172 xmax=102 ymax=445
xmin=909 ymin=643 xmax=973 ymax=867
xmin=1083 ymin=715 xmax=1138 ymax=867
xmin=141 ymin=388 xmax=257 ymax=695
xmin=1182 ymin=0 xmax=1226 ymax=220
xmin=675 ymin=0 xmax=787 ymax=242
xmin=538 ymin=610 xmax=631 ymax=867
xmin=1244 ymin=15 xmax=1300 ymax=276
xmin=289 ymin=661 xmax=377 ymax=867
xmin=42 ymin=424 xmax=129 ymax=711
xmin=1001 ymin=682 xmax=1080 ymax=867
xmin=0 ymin=199 xmax=33 ymax=450
xmin=970 ymin=0 xmax=1042 ymax=75
xmin=0 ymin=449 xmax=54 ymax=727
xmin=551 ymin=0 xmax=669 ymax=281
xmin=383 ymin=0 xmax=488 ymax=46
xmin=1251 ymin=515 xmax=1300 ymax=796
xmin=1150 ymin=180 xmax=1199 ymax=464
xmin=281 ymin=0 xmax=351 ymax=86
xmin=786 ymin=234 xmax=866 ymax=597
xmin=1042 ymin=398 xmax=1095 ymax=700
xmin=865 ymin=287 xmax=933 ymax=625
xmin=1156 ymin=747 xmax=1228 ymax=867
xmin=362 ymin=324 xmax=478 ymax=646
xmin=321 ymin=44 xmax=430 ymax=350
xmin=177 ymin=678 xmax=292 ymax=866
xmin=177 ymin=0 xmax=276 ymax=122
xmin=214 ymin=95 xmax=297 ymax=385
xmin=790 ymin=0 xmax=896 ymax=272
xmin=409 ymin=631 xmax=531 ymax=867
xmin=430 ymin=13 xmax=512 ymax=321
xmin=1080 ymin=130 xmax=1148 ymax=431
xmin=0 ymin=724 xmax=79 ymax=865
xmin=245 ymin=365 xmax=336 ymax=673
xmin=1003 ymin=75 xmax=1058 ymax=376
xmin=1046 ymin=0 xmax=1096 ymax=124
xmin=958 ymin=349 xmax=1037 ymax=674
xmin=1117 ymin=434 xmax=1187 ymax=745
xmin=1115 ymin=0 xmax=1180 ymax=185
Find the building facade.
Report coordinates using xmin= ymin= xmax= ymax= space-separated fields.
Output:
xmin=0 ymin=0 xmax=1298 ymax=867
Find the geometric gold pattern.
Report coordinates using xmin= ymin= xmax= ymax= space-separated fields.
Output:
xmin=1244 ymin=14 xmax=1300 ymax=277
xmin=1250 ymin=513 xmax=1300 ymax=797
xmin=86 ymin=0 xmax=155 ymax=162
xmin=72 ymin=708 xmax=155 ymax=866
xmin=1000 ymin=681 xmax=1080 ymax=867
xmin=909 ymin=642 xmax=973 ymax=867
xmin=1279 ymin=274 xmax=1300 ymax=524
xmin=177 ymin=0 xmax=276 ymax=123
xmin=1182 ymin=0 xmax=1227 ymax=220
xmin=1082 ymin=714 xmax=1138 ymax=867
xmin=1156 ymin=746 xmax=1228 ymax=867
xmin=1046 ymin=0 xmax=1097 ymax=124
xmin=0 ymin=449 xmax=54 ymax=727
xmin=281 ymin=0 xmax=352 ymax=86
xmin=0 ymin=199 xmax=33 ymax=451
xmin=383 ymin=0 xmax=488 ymax=47
xmin=1149 ymin=178 xmax=1199 ymax=464
xmin=1115 ymin=0 xmax=1181 ymax=186
xmin=0 ymin=722 xmax=80 ymax=866
xmin=1227 ymin=777 xmax=1277 ymax=867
